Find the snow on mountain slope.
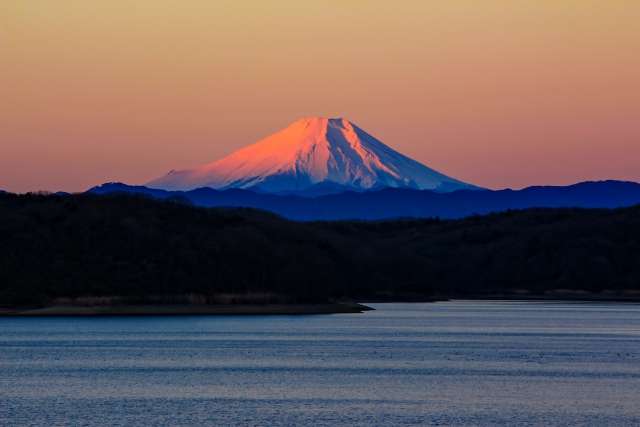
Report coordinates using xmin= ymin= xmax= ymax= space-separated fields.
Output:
xmin=147 ymin=117 xmax=480 ymax=193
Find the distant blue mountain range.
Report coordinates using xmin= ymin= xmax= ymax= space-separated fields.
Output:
xmin=86 ymin=180 xmax=640 ymax=220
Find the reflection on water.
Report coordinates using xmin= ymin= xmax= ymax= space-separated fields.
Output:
xmin=2 ymin=301 xmax=640 ymax=426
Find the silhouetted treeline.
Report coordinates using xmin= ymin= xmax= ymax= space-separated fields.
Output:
xmin=1 ymin=192 xmax=639 ymax=306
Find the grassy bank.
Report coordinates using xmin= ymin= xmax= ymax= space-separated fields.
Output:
xmin=0 ymin=302 xmax=371 ymax=316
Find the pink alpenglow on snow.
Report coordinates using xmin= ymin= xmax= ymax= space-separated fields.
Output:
xmin=147 ymin=117 xmax=480 ymax=193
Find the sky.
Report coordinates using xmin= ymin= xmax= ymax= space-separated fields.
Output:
xmin=2 ymin=1 xmax=639 ymax=193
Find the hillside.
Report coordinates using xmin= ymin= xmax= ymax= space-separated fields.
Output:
xmin=1 ymin=192 xmax=639 ymax=307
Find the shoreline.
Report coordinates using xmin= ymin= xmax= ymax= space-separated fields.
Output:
xmin=0 ymin=303 xmax=373 ymax=317
xmin=360 ymin=291 xmax=640 ymax=304
xmin=2 ymin=293 xmax=638 ymax=317
xmin=437 ymin=292 xmax=640 ymax=303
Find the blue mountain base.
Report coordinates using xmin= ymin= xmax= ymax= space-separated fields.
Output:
xmin=88 ymin=180 xmax=640 ymax=221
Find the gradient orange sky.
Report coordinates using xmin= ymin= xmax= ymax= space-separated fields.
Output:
xmin=2 ymin=1 xmax=639 ymax=192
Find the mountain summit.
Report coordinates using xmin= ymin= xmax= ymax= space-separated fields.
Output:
xmin=147 ymin=117 xmax=479 ymax=193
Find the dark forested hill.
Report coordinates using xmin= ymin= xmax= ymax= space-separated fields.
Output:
xmin=1 ymin=192 xmax=639 ymax=306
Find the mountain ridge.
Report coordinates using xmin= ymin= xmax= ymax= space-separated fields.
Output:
xmin=89 ymin=180 xmax=640 ymax=220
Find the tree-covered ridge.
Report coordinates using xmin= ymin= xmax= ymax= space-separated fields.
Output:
xmin=1 ymin=193 xmax=639 ymax=306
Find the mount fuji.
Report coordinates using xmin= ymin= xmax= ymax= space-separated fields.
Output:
xmin=147 ymin=117 xmax=480 ymax=194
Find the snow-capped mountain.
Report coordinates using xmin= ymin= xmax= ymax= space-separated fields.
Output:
xmin=147 ymin=117 xmax=480 ymax=193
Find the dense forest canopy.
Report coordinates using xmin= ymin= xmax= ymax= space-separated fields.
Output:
xmin=1 ymin=193 xmax=639 ymax=306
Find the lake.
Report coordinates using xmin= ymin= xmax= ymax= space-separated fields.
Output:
xmin=1 ymin=301 xmax=640 ymax=426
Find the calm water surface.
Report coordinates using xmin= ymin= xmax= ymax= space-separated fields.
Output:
xmin=1 ymin=301 xmax=640 ymax=426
